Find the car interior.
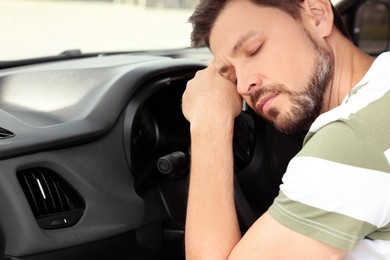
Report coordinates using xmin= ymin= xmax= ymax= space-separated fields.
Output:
xmin=0 ymin=0 xmax=389 ymax=259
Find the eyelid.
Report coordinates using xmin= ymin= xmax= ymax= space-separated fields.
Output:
xmin=219 ymin=70 xmax=237 ymax=84
xmin=222 ymin=73 xmax=237 ymax=83
xmin=248 ymin=44 xmax=262 ymax=57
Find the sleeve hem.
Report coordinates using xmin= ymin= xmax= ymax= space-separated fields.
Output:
xmin=269 ymin=202 xmax=356 ymax=252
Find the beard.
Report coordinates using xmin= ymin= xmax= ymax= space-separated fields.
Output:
xmin=250 ymin=30 xmax=335 ymax=134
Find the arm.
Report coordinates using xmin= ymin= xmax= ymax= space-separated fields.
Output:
xmin=229 ymin=212 xmax=346 ymax=260
xmin=182 ymin=64 xmax=346 ymax=260
xmin=185 ymin=120 xmax=240 ymax=259
xmin=182 ymin=63 xmax=243 ymax=259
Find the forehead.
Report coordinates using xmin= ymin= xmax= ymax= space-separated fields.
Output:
xmin=209 ymin=0 xmax=298 ymax=57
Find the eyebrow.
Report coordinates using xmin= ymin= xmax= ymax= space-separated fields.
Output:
xmin=216 ymin=30 xmax=259 ymax=77
xmin=231 ymin=30 xmax=259 ymax=55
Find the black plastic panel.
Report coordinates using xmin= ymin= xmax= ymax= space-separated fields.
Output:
xmin=3 ymin=231 xmax=143 ymax=260
xmin=0 ymin=114 xmax=143 ymax=257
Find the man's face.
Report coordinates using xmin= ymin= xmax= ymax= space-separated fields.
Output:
xmin=209 ymin=0 xmax=334 ymax=134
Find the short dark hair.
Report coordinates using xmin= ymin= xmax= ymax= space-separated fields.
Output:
xmin=189 ymin=0 xmax=350 ymax=47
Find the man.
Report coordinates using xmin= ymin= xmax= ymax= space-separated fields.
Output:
xmin=181 ymin=0 xmax=390 ymax=259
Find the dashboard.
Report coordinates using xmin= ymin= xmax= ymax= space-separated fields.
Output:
xmin=0 ymin=52 xmax=302 ymax=260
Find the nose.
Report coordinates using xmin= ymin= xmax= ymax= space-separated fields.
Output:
xmin=236 ymin=68 xmax=262 ymax=96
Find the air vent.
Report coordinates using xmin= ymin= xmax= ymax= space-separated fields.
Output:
xmin=17 ymin=167 xmax=85 ymax=229
xmin=0 ymin=127 xmax=14 ymax=139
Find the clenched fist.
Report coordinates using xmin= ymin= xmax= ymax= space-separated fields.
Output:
xmin=182 ymin=63 xmax=242 ymax=134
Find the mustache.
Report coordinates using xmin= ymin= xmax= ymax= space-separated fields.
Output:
xmin=250 ymin=83 xmax=292 ymax=107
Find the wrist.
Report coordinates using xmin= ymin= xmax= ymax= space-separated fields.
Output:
xmin=189 ymin=116 xmax=235 ymax=141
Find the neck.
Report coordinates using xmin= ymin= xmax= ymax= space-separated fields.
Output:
xmin=321 ymin=32 xmax=374 ymax=114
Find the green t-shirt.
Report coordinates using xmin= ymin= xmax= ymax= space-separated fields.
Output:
xmin=269 ymin=52 xmax=390 ymax=259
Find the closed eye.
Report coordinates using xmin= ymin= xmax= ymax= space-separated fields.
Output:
xmin=221 ymin=73 xmax=237 ymax=84
xmin=218 ymin=67 xmax=237 ymax=84
xmin=249 ymin=45 xmax=261 ymax=57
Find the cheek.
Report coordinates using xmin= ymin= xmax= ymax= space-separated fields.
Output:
xmin=273 ymin=55 xmax=311 ymax=87
xmin=263 ymin=40 xmax=316 ymax=88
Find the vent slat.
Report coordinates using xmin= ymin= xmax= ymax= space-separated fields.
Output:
xmin=51 ymin=178 xmax=65 ymax=212
xmin=31 ymin=169 xmax=48 ymax=215
xmin=38 ymin=169 xmax=55 ymax=214
xmin=21 ymin=174 xmax=40 ymax=215
xmin=57 ymin=181 xmax=70 ymax=211
xmin=17 ymin=167 xmax=84 ymax=217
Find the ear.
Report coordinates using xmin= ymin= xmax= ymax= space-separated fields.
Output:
xmin=302 ymin=0 xmax=334 ymax=38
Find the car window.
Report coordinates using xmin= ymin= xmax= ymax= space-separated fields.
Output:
xmin=354 ymin=1 xmax=390 ymax=54
xmin=0 ymin=0 xmax=194 ymax=60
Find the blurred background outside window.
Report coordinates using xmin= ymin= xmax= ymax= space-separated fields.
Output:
xmin=0 ymin=0 xmax=199 ymax=60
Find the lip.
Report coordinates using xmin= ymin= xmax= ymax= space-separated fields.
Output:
xmin=256 ymin=93 xmax=279 ymax=114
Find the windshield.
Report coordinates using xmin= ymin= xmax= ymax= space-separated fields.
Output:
xmin=0 ymin=0 xmax=194 ymax=60
xmin=1 ymin=0 xmax=342 ymax=61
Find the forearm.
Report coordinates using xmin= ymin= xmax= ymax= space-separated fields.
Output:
xmin=185 ymin=122 xmax=241 ymax=260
